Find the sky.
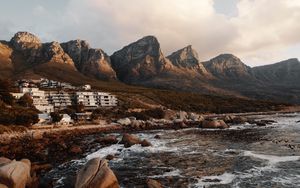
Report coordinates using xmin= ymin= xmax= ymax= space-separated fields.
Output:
xmin=0 ymin=0 xmax=299 ymax=67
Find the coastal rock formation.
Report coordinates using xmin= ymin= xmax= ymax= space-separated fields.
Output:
xmin=121 ymin=133 xmax=142 ymax=148
xmin=121 ymin=133 xmax=152 ymax=148
xmin=0 ymin=157 xmax=32 ymax=188
xmin=201 ymin=120 xmax=229 ymax=129
xmin=146 ymin=179 xmax=163 ymax=188
xmin=61 ymin=40 xmax=117 ymax=80
xmin=75 ymin=158 xmax=119 ymax=188
xmin=110 ymin=36 xmax=173 ymax=83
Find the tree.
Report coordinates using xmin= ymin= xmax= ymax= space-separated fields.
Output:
xmin=18 ymin=93 xmax=33 ymax=108
xmin=15 ymin=109 xmax=39 ymax=126
xmin=0 ymin=79 xmax=14 ymax=105
xmin=50 ymin=112 xmax=63 ymax=124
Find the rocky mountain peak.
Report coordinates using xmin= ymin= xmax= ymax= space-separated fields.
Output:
xmin=203 ymin=53 xmax=253 ymax=80
xmin=111 ymin=36 xmax=173 ymax=83
xmin=61 ymin=40 xmax=117 ymax=80
xmin=167 ymin=45 xmax=200 ymax=68
xmin=10 ymin=31 xmax=42 ymax=51
xmin=43 ymin=41 xmax=75 ymax=67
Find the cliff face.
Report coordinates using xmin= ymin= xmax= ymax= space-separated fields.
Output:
xmin=61 ymin=40 xmax=117 ymax=80
xmin=110 ymin=36 xmax=173 ymax=83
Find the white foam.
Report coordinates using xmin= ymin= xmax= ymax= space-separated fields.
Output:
xmin=243 ymin=151 xmax=300 ymax=165
xmin=149 ymin=169 xmax=182 ymax=178
xmin=86 ymin=144 xmax=124 ymax=160
xmin=193 ymin=172 xmax=236 ymax=187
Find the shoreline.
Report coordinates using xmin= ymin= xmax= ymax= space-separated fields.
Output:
xmin=1 ymin=106 xmax=299 ymax=144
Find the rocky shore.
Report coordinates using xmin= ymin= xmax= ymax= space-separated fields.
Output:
xmin=0 ymin=112 xmax=282 ymax=187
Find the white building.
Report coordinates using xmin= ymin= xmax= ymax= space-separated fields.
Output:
xmin=94 ymin=92 xmax=118 ymax=107
xmin=59 ymin=114 xmax=73 ymax=125
xmin=74 ymin=91 xmax=117 ymax=109
xmin=12 ymin=87 xmax=54 ymax=113
xmin=45 ymin=91 xmax=72 ymax=109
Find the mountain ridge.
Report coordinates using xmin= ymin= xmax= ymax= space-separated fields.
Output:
xmin=0 ymin=32 xmax=299 ymax=104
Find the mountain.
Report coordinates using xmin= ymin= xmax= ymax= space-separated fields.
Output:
xmin=167 ymin=45 xmax=211 ymax=77
xmin=203 ymin=54 xmax=253 ymax=81
xmin=61 ymin=40 xmax=117 ymax=80
xmin=110 ymin=36 xmax=173 ymax=83
xmin=253 ymin=58 xmax=300 ymax=86
xmin=0 ymin=32 xmax=299 ymax=104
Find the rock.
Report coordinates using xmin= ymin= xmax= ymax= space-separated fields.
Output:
xmin=0 ymin=158 xmax=32 ymax=188
xmin=31 ymin=131 xmax=43 ymax=140
xmin=154 ymin=135 xmax=161 ymax=139
xmin=117 ymin=118 xmax=131 ymax=126
xmin=106 ymin=155 xmax=115 ymax=161
xmin=69 ymin=145 xmax=82 ymax=154
xmin=260 ymin=120 xmax=277 ymax=124
xmin=120 ymin=133 xmax=141 ymax=148
xmin=140 ymin=139 xmax=152 ymax=147
xmin=61 ymin=40 xmax=117 ymax=80
xmin=201 ymin=120 xmax=229 ymax=129
xmin=178 ymin=111 xmax=188 ymax=120
xmin=146 ymin=178 xmax=163 ymax=188
xmin=130 ymin=120 xmax=142 ymax=129
xmin=95 ymin=135 xmax=118 ymax=145
xmin=297 ymin=120 xmax=300 ymax=123
xmin=75 ymin=158 xmax=119 ymax=188
xmin=256 ymin=121 xmax=267 ymax=126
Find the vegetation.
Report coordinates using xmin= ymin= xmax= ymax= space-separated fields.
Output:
xmin=50 ymin=112 xmax=63 ymax=123
xmin=0 ymin=79 xmax=39 ymax=127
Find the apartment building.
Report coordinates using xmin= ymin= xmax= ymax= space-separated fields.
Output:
xmin=74 ymin=92 xmax=118 ymax=109
xmin=13 ymin=88 xmax=54 ymax=113
xmin=45 ymin=91 xmax=72 ymax=109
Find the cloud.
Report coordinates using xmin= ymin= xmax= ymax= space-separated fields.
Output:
xmin=0 ymin=0 xmax=300 ymax=66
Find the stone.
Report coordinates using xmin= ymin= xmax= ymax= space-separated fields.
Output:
xmin=69 ymin=145 xmax=82 ymax=154
xmin=146 ymin=179 xmax=163 ymax=188
xmin=95 ymin=135 xmax=118 ymax=145
xmin=106 ymin=155 xmax=115 ymax=161
xmin=201 ymin=120 xmax=229 ymax=129
xmin=75 ymin=158 xmax=119 ymax=188
xmin=140 ymin=139 xmax=152 ymax=147
xmin=120 ymin=133 xmax=141 ymax=148
xmin=0 ymin=158 xmax=31 ymax=188
xmin=117 ymin=118 xmax=131 ymax=126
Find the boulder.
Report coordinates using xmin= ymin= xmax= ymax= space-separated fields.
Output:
xmin=140 ymin=139 xmax=152 ymax=147
xmin=75 ymin=158 xmax=119 ymax=188
xmin=146 ymin=179 xmax=163 ymax=188
xmin=120 ymin=133 xmax=142 ymax=148
xmin=0 ymin=158 xmax=32 ymax=188
xmin=201 ymin=120 xmax=229 ymax=129
xmin=95 ymin=135 xmax=118 ymax=145
xmin=69 ymin=145 xmax=83 ymax=154
xmin=117 ymin=118 xmax=131 ymax=126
